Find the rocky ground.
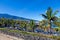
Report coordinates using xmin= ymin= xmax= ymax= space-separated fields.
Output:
xmin=0 ymin=33 xmax=24 ymax=40
xmin=0 ymin=29 xmax=56 ymax=40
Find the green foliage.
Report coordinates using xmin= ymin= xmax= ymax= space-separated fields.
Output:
xmin=52 ymin=11 xmax=59 ymax=17
xmin=0 ymin=28 xmax=60 ymax=39
xmin=29 ymin=20 xmax=35 ymax=32
xmin=0 ymin=28 xmax=6 ymax=30
xmin=46 ymin=7 xmax=52 ymax=20
xmin=54 ymin=22 xmax=60 ymax=27
xmin=41 ymin=7 xmax=59 ymax=29
xmin=53 ymin=18 xmax=60 ymax=29
xmin=29 ymin=20 xmax=35 ymax=28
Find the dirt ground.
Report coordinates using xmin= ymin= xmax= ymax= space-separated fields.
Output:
xmin=0 ymin=33 xmax=24 ymax=40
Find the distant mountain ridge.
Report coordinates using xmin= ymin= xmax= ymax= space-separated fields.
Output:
xmin=0 ymin=14 xmax=39 ymax=22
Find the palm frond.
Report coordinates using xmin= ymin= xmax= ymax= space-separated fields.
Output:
xmin=51 ymin=16 xmax=58 ymax=21
xmin=46 ymin=7 xmax=52 ymax=19
xmin=54 ymin=22 xmax=60 ymax=27
xmin=52 ymin=10 xmax=59 ymax=17
xmin=41 ymin=14 xmax=47 ymax=19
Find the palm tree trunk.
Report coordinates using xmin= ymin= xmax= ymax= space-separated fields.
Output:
xmin=32 ymin=27 xmax=34 ymax=32
xmin=49 ymin=20 xmax=51 ymax=34
xmin=50 ymin=20 xmax=51 ymax=29
xmin=24 ymin=26 xmax=27 ymax=31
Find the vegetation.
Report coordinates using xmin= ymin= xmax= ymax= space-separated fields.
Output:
xmin=0 ymin=28 xmax=58 ymax=39
xmin=29 ymin=20 xmax=35 ymax=32
xmin=0 ymin=7 xmax=60 ymax=32
xmin=41 ymin=7 xmax=58 ymax=29
xmin=0 ymin=7 xmax=60 ymax=40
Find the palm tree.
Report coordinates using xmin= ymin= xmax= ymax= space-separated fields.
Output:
xmin=41 ymin=7 xmax=59 ymax=29
xmin=0 ymin=17 xmax=7 ymax=27
xmin=39 ymin=20 xmax=47 ymax=30
xmin=22 ymin=21 xmax=28 ymax=31
xmin=19 ymin=21 xmax=27 ymax=31
xmin=8 ymin=19 xmax=16 ymax=28
xmin=29 ymin=20 xmax=35 ymax=32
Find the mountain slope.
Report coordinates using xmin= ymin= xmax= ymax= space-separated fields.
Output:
xmin=0 ymin=14 xmax=39 ymax=22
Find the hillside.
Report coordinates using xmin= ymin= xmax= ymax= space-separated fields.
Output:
xmin=0 ymin=14 xmax=39 ymax=22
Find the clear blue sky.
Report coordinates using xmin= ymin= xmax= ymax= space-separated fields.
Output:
xmin=0 ymin=0 xmax=60 ymax=21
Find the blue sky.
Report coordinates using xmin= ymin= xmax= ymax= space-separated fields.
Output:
xmin=0 ymin=0 xmax=60 ymax=21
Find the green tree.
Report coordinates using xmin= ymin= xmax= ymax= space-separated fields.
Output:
xmin=53 ymin=16 xmax=60 ymax=31
xmin=0 ymin=17 xmax=7 ymax=27
xmin=41 ymin=7 xmax=59 ymax=29
xmin=39 ymin=20 xmax=47 ymax=30
xmin=29 ymin=20 xmax=35 ymax=32
xmin=19 ymin=21 xmax=28 ymax=31
xmin=10 ymin=19 xmax=16 ymax=28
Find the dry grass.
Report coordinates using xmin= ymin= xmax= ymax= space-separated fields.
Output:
xmin=0 ymin=28 xmax=60 ymax=40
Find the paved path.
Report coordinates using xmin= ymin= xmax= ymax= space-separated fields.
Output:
xmin=0 ymin=33 xmax=24 ymax=40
